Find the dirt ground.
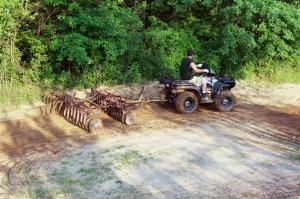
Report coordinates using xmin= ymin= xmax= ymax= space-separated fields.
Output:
xmin=0 ymin=81 xmax=299 ymax=199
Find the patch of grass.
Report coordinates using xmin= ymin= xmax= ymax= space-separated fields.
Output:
xmin=279 ymin=70 xmax=300 ymax=83
xmin=75 ymin=162 xmax=115 ymax=188
xmin=51 ymin=169 xmax=64 ymax=176
xmin=17 ymin=190 xmax=40 ymax=199
xmin=264 ymin=69 xmax=299 ymax=84
xmin=21 ymin=150 xmax=153 ymax=199
xmin=76 ymin=152 xmax=83 ymax=156
xmin=114 ymin=145 xmax=126 ymax=150
xmin=60 ymin=160 xmax=69 ymax=165
xmin=63 ymin=187 xmax=78 ymax=194
xmin=78 ymin=167 xmax=98 ymax=174
xmin=57 ymin=176 xmax=80 ymax=186
xmin=28 ymin=174 xmax=40 ymax=181
xmin=243 ymin=63 xmax=300 ymax=84
xmin=112 ymin=150 xmax=150 ymax=169
xmin=0 ymin=82 xmax=45 ymax=108
xmin=32 ymin=187 xmax=53 ymax=198
xmin=90 ymin=151 xmax=97 ymax=162
xmin=101 ymin=149 xmax=111 ymax=154
xmin=19 ymin=187 xmax=63 ymax=199
xmin=21 ymin=174 xmax=67 ymax=199
xmin=289 ymin=148 xmax=300 ymax=162
xmin=289 ymin=154 xmax=300 ymax=162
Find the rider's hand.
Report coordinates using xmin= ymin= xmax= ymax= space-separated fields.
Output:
xmin=203 ymin=69 xmax=209 ymax=73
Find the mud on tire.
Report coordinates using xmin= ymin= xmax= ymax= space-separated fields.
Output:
xmin=214 ymin=90 xmax=236 ymax=112
xmin=175 ymin=92 xmax=198 ymax=113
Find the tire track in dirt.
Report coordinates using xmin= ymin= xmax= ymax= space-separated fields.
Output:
xmin=136 ymin=103 xmax=299 ymax=150
xmin=0 ymin=114 xmax=99 ymax=195
xmin=202 ymin=113 xmax=298 ymax=150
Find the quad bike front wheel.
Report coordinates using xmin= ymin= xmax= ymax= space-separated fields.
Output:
xmin=214 ymin=90 xmax=236 ymax=112
xmin=175 ymin=92 xmax=198 ymax=113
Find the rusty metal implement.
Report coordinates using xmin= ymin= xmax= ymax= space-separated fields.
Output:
xmin=43 ymin=86 xmax=164 ymax=132
xmin=43 ymin=92 xmax=102 ymax=133
xmin=90 ymin=88 xmax=136 ymax=125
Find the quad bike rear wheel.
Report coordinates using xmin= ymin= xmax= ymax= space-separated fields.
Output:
xmin=175 ymin=92 xmax=198 ymax=113
xmin=214 ymin=90 xmax=236 ymax=112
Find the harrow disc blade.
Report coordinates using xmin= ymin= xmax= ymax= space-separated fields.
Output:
xmin=43 ymin=93 xmax=65 ymax=115
xmin=88 ymin=118 xmax=103 ymax=133
xmin=105 ymin=107 xmax=136 ymax=125
xmin=122 ymin=111 xmax=136 ymax=126
xmin=43 ymin=91 xmax=105 ymax=133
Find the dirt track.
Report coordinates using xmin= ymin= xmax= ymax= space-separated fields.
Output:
xmin=0 ymin=82 xmax=299 ymax=198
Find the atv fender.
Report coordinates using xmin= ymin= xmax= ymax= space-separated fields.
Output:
xmin=211 ymin=81 xmax=231 ymax=100
xmin=171 ymin=87 xmax=202 ymax=98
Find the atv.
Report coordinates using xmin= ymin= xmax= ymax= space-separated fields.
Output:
xmin=160 ymin=67 xmax=236 ymax=113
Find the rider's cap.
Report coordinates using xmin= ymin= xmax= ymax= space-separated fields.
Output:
xmin=187 ymin=49 xmax=194 ymax=56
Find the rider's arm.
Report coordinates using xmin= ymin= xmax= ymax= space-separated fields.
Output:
xmin=190 ymin=62 xmax=209 ymax=73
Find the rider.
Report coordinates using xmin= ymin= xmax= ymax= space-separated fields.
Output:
xmin=180 ymin=49 xmax=209 ymax=100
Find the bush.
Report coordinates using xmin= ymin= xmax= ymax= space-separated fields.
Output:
xmin=141 ymin=23 xmax=201 ymax=79
xmin=1 ymin=0 xmax=300 ymax=107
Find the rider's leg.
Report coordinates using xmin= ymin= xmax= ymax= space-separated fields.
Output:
xmin=189 ymin=76 xmax=207 ymax=92
xmin=189 ymin=77 xmax=209 ymax=100
xmin=201 ymin=78 xmax=207 ymax=94
xmin=189 ymin=76 xmax=201 ymax=87
xmin=200 ymin=77 xmax=209 ymax=101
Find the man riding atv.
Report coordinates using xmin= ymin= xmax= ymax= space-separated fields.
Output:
xmin=160 ymin=49 xmax=236 ymax=113
xmin=180 ymin=49 xmax=209 ymax=101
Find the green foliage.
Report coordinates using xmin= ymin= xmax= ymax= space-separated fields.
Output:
xmin=0 ymin=0 xmax=300 ymax=106
xmin=141 ymin=24 xmax=200 ymax=79
xmin=240 ymin=56 xmax=300 ymax=83
xmin=0 ymin=0 xmax=25 ymax=83
xmin=196 ymin=0 xmax=300 ymax=75
xmin=18 ymin=31 xmax=49 ymax=82
xmin=49 ymin=0 xmax=143 ymax=81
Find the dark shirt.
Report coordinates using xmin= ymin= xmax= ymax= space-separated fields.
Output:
xmin=180 ymin=58 xmax=193 ymax=80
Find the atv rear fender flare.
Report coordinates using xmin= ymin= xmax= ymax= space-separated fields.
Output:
xmin=170 ymin=84 xmax=201 ymax=97
xmin=173 ymin=89 xmax=201 ymax=99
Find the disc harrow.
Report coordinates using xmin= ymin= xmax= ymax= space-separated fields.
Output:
xmin=43 ymin=92 xmax=102 ymax=133
xmin=43 ymin=87 xmax=142 ymax=132
xmin=90 ymin=88 xmax=136 ymax=125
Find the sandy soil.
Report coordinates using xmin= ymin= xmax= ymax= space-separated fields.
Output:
xmin=0 ymin=81 xmax=299 ymax=198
